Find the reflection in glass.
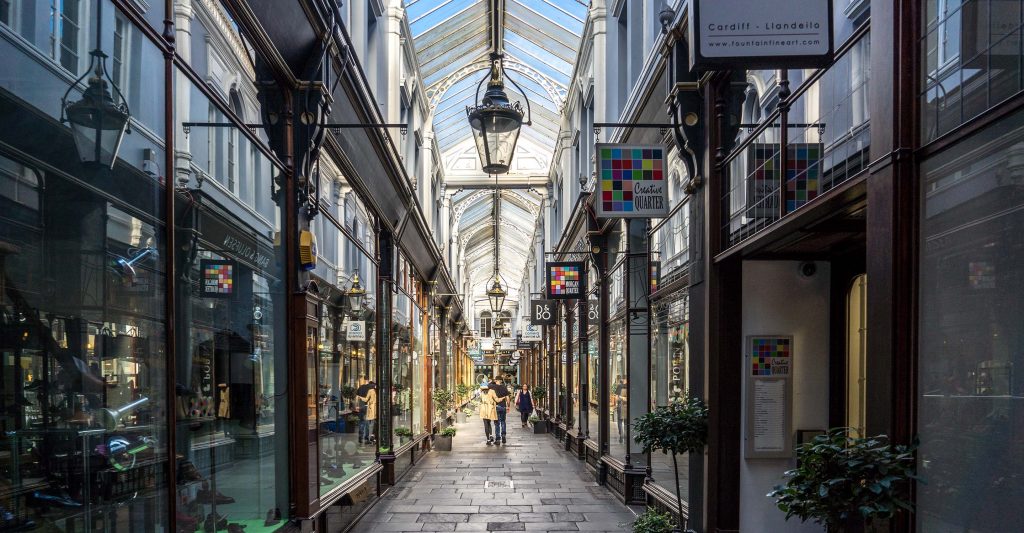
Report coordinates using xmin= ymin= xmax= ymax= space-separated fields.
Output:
xmin=0 ymin=1 xmax=170 ymax=526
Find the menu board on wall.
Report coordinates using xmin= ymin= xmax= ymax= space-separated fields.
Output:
xmin=745 ymin=335 xmax=794 ymax=458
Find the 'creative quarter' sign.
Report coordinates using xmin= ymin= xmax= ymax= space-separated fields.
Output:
xmin=691 ymin=0 xmax=833 ymax=70
xmin=200 ymin=260 xmax=234 ymax=298
xmin=546 ymin=262 xmax=586 ymax=300
xmin=595 ymin=144 xmax=669 ymax=219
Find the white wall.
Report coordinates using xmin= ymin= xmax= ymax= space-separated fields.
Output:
xmin=740 ymin=261 xmax=830 ymax=533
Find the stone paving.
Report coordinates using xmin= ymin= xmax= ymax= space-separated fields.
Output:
xmin=354 ymin=414 xmax=639 ymax=532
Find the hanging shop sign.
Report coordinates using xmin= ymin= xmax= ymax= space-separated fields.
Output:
xmin=650 ymin=261 xmax=661 ymax=294
xmin=690 ymin=0 xmax=834 ymax=71
xmin=522 ymin=324 xmax=543 ymax=341
xmin=530 ymin=300 xmax=558 ymax=325
xmin=200 ymin=259 xmax=235 ymax=298
xmin=299 ymin=230 xmax=318 ymax=271
xmin=744 ymin=335 xmax=794 ymax=459
xmin=587 ymin=300 xmax=599 ymax=322
xmin=546 ymin=262 xmax=587 ymax=300
xmin=595 ymin=144 xmax=669 ymax=219
xmin=746 ymin=143 xmax=823 ymax=219
xmin=346 ymin=320 xmax=366 ymax=342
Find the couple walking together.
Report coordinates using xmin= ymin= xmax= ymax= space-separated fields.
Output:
xmin=479 ymin=379 xmax=535 ymax=445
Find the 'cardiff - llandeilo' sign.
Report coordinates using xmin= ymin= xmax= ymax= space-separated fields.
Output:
xmin=690 ymin=0 xmax=833 ymax=70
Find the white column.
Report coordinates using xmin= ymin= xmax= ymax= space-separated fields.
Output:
xmin=174 ymin=0 xmax=194 ymax=187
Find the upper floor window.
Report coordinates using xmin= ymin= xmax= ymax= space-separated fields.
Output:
xmin=50 ymin=0 xmax=85 ymax=73
xmin=1 ymin=0 xmax=16 ymax=28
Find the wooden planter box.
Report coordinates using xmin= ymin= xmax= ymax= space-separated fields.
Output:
xmin=434 ymin=436 xmax=453 ymax=451
xmin=532 ymin=420 xmax=549 ymax=434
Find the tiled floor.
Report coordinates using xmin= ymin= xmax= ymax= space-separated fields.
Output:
xmin=354 ymin=415 xmax=639 ymax=532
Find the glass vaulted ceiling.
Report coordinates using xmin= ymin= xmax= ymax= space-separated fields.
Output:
xmin=406 ymin=0 xmax=585 ymax=154
xmin=406 ymin=0 xmax=586 ymax=313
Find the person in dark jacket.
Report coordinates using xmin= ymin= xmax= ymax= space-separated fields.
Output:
xmin=492 ymin=378 xmax=510 ymax=444
xmin=514 ymin=384 xmax=534 ymax=427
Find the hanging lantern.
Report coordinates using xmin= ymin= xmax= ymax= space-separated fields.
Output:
xmin=487 ymin=275 xmax=506 ymax=314
xmin=60 ymin=0 xmax=131 ymax=169
xmin=347 ymin=272 xmax=366 ymax=313
xmin=466 ymin=54 xmax=529 ymax=174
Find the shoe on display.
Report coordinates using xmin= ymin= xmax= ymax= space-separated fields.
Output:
xmin=227 ymin=524 xmax=247 ymax=533
xmin=1 ymin=506 xmax=36 ymax=531
xmin=175 ymin=512 xmax=198 ymax=527
xmin=30 ymin=490 xmax=82 ymax=508
xmin=68 ymin=410 xmax=92 ymax=425
xmin=196 ymin=489 xmax=235 ymax=505
xmin=264 ymin=508 xmax=280 ymax=527
xmin=178 ymin=460 xmax=205 ymax=483
xmin=204 ymin=512 xmax=228 ymax=532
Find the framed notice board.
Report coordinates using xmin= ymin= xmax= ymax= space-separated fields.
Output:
xmin=745 ymin=335 xmax=793 ymax=459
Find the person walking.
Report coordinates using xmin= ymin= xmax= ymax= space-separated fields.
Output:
xmin=493 ymin=377 xmax=510 ymax=444
xmin=514 ymin=384 xmax=534 ymax=427
xmin=479 ymin=385 xmax=499 ymax=445
xmin=356 ymin=377 xmax=377 ymax=445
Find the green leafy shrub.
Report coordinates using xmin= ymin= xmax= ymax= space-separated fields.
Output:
xmin=633 ymin=393 xmax=708 ymax=529
xmin=440 ymin=426 xmax=457 ymax=437
xmin=767 ymin=428 xmax=917 ymax=532
xmin=394 ymin=427 xmax=413 ymax=438
xmin=528 ymin=415 xmax=540 ymax=423
xmin=631 ymin=509 xmax=675 ymax=533
xmin=456 ymin=383 xmax=474 ymax=398
xmin=431 ymin=388 xmax=455 ymax=419
xmin=532 ymin=385 xmax=547 ymax=402
xmin=340 ymin=385 xmax=356 ymax=400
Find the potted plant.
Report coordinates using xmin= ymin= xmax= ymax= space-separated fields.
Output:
xmin=632 ymin=509 xmax=676 ymax=533
xmin=528 ymin=415 xmax=548 ymax=434
xmin=767 ymin=428 xmax=917 ymax=533
xmin=463 ymin=407 xmax=473 ymax=419
xmin=633 ymin=393 xmax=708 ymax=532
xmin=395 ymin=427 xmax=414 ymax=443
xmin=431 ymin=388 xmax=455 ymax=426
xmin=532 ymin=385 xmax=547 ymax=414
xmin=456 ymin=383 xmax=474 ymax=404
xmin=340 ymin=385 xmax=356 ymax=409
xmin=434 ymin=426 xmax=456 ymax=451
xmin=343 ymin=413 xmax=360 ymax=433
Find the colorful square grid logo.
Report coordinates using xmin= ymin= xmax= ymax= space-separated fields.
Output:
xmin=598 ymin=146 xmax=665 ymax=214
xmin=785 ymin=144 xmax=822 ymax=212
xmin=201 ymin=260 xmax=234 ymax=297
xmin=750 ymin=336 xmax=791 ymax=376
xmin=546 ymin=262 xmax=586 ymax=299
xmin=549 ymin=265 xmax=580 ymax=295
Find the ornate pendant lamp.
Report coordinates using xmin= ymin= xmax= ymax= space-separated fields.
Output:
xmin=60 ymin=0 xmax=131 ymax=169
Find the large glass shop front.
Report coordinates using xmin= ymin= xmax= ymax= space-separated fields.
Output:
xmin=0 ymin=2 xmax=174 ymax=530
xmin=650 ymin=289 xmax=689 ymax=498
xmin=309 ymin=163 xmax=379 ymax=495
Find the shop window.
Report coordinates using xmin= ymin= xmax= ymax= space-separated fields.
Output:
xmin=918 ymin=108 xmax=1024 ymax=532
xmin=846 ymin=274 xmax=867 ymax=437
xmin=649 ymin=290 xmax=690 ymax=499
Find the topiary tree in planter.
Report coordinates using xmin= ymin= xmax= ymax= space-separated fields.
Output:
xmin=431 ymin=388 xmax=455 ymax=425
xmin=632 ymin=509 xmax=676 ymax=533
xmin=532 ymin=385 xmax=547 ymax=414
xmin=767 ymin=428 xmax=917 ymax=533
xmin=633 ymin=393 xmax=708 ymax=531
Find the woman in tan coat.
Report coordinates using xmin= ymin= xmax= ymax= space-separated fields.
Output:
xmin=478 ymin=385 xmax=499 ymax=445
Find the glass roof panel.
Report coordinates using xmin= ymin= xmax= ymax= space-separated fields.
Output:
xmin=406 ymin=0 xmax=585 ymax=309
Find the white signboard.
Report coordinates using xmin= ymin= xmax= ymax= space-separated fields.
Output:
xmin=744 ymin=335 xmax=794 ymax=459
xmin=346 ymin=320 xmax=366 ymax=342
xmin=522 ymin=324 xmax=543 ymax=342
xmin=692 ymin=0 xmax=833 ymax=70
